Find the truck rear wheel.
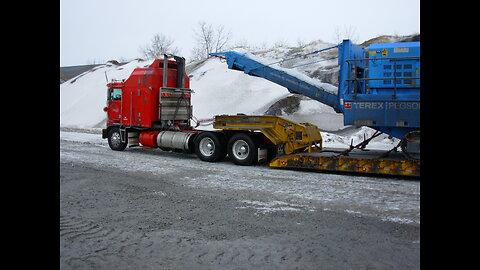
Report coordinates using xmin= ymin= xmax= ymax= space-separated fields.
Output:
xmin=227 ymin=133 xmax=258 ymax=166
xmin=194 ymin=132 xmax=227 ymax=162
xmin=107 ymin=127 xmax=127 ymax=151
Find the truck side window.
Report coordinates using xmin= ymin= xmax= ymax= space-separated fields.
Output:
xmin=108 ymin=88 xmax=122 ymax=101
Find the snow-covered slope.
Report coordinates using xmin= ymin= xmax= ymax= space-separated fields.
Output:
xmin=188 ymin=58 xmax=290 ymax=120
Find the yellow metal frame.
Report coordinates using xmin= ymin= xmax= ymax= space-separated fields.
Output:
xmin=213 ymin=114 xmax=419 ymax=177
xmin=269 ymin=154 xmax=420 ymax=177
xmin=213 ymin=115 xmax=322 ymax=155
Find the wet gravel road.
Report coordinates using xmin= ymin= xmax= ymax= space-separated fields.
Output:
xmin=60 ymin=131 xmax=420 ymax=269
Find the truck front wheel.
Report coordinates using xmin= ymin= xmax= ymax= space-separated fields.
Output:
xmin=107 ymin=127 xmax=128 ymax=151
xmin=194 ymin=132 xmax=227 ymax=162
xmin=227 ymin=133 xmax=258 ymax=166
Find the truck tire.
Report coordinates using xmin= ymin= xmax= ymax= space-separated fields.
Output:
xmin=194 ymin=132 xmax=227 ymax=162
xmin=227 ymin=133 xmax=258 ymax=166
xmin=107 ymin=127 xmax=128 ymax=151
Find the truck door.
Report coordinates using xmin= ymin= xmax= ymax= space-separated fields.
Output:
xmin=107 ymin=87 xmax=122 ymax=124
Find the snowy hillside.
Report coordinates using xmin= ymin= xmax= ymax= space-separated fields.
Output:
xmin=60 ymin=38 xmax=408 ymax=149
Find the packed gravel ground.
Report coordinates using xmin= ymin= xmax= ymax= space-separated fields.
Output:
xmin=60 ymin=130 xmax=420 ymax=269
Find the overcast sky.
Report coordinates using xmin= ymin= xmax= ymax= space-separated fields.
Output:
xmin=60 ymin=0 xmax=420 ymax=67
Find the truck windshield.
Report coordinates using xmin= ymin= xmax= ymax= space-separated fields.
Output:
xmin=108 ymin=88 xmax=122 ymax=101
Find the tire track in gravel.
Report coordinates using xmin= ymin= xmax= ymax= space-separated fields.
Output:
xmin=60 ymin=213 xmax=148 ymax=269
xmin=60 ymin=212 xmax=327 ymax=269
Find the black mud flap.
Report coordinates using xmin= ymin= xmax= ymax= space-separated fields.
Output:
xmin=102 ymin=128 xmax=108 ymax=139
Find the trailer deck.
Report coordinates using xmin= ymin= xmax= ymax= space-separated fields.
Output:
xmin=269 ymin=147 xmax=420 ymax=177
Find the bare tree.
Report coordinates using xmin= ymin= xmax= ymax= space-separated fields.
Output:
xmin=273 ymin=38 xmax=289 ymax=48
xmin=332 ymin=25 xmax=359 ymax=44
xmin=191 ymin=21 xmax=232 ymax=60
xmin=139 ymin=33 xmax=180 ymax=59
xmin=193 ymin=21 xmax=213 ymax=59
xmin=333 ymin=25 xmax=342 ymax=44
xmin=233 ymin=38 xmax=250 ymax=49
xmin=343 ymin=25 xmax=359 ymax=43
xmin=296 ymin=37 xmax=307 ymax=48
xmin=214 ymin=24 xmax=230 ymax=53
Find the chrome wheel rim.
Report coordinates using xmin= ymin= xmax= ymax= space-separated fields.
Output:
xmin=111 ymin=131 xmax=122 ymax=147
xmin=199 ymin=137 xmax=215 ymax=157
xmin=232 ymin=139 xmax=249 ymax=160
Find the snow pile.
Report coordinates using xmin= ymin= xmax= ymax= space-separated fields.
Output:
xmin=243 ymin=52 xmax=338 ymax=95
xmin=275 ymin=97 xmax=345 ymax=131
xmin=321 ymin=126 xmax=400 ymax=149
xmin=188 ymin=58 xmax=290 ymax=120
xmin=250 ymin=40 xmax=341 ymax=87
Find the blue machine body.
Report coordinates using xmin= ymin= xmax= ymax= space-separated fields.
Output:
xmin=337 ymin=40 xmax=420 ymax=139
xmin=211 ymin=39 xmax=420 ymax=140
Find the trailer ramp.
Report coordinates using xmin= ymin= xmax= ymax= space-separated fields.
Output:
xmin=213 ymin=115 xmax=322 ymax=155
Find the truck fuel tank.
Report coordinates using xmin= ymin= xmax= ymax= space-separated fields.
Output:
xmin=156 ymin=131 xmax=194 ymax=152
xmin=138 ymin=130 xmax=195 ymax=152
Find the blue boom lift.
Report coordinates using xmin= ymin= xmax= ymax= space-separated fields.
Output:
xmin=211 ymin=39 xmax=420 ymax=161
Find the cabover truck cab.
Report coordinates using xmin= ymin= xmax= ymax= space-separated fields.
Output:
xmin=104 ymin=55 xmax=192 ymax=129
xmin=102 ymin=55 xmax=324 ymax=166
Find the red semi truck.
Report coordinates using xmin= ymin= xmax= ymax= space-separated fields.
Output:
xmin=101 ymin=55 xmax=323 ymax=166
xmin=102 ymin=55 xmax=199 ymax=154
xmin=104 ymin=56 xmax=192 ymax=130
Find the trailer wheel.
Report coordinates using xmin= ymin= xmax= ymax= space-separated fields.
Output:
xmin=227 ymin=133 xmax=258 ymax=166
xmin=194 ymin=132 xmax=227 ymax=162
xmin=107 ymin=127 xmax=127 ymax=151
